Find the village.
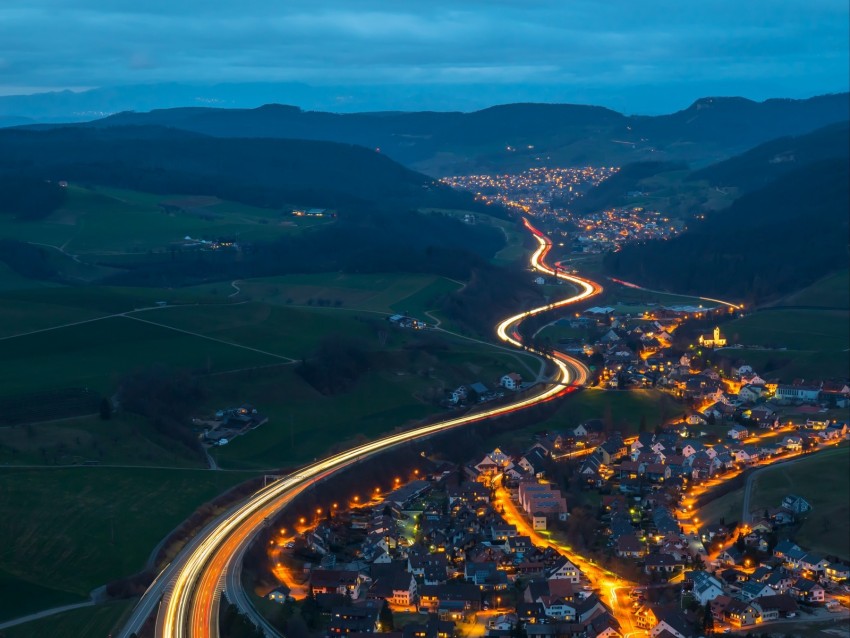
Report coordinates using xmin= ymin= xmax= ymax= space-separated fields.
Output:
xmin=260 ymin=401 xmax=849 ymax=638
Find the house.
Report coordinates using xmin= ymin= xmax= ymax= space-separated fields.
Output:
xmin=751 ymin=594 xmax=798 ymax=621
xmin=775 ymin=383 xmax=820 ymax=404
xmin=403 ymin=615 xmax=456 ymax=638
xmin=501 ymin=373 xmax=522 ymax=391
xmin=267 ymin=585 xmax=291 ymax=603
xmin=616 ymin=534 xmax=646 ymax=559
xmin=728 ymin=425 xmax=749 ymax=440
xmin=587 ymin=612 xmax=621 ymax=638
xmin=741 ymin=581 xmax=775 ymax=600
xmin=724 ymin=599 xmax=760 ymax=627
xmin=780 ymin=494 xmax=811 ymax=514
xmin=548 ymin=558 xmax=581 ymax=583
xmin=825 ymin=562 xmax=850 ymax=583
xmin=650 ymin=609 xmax=695 ymax=638
xmin=799 ymin=553 xmax=830 ymax=576
xmin=765 ymin=570 xmax=794 ymax=594
xmin=311 ymin=569 xmax=364 ymax=598
xmin=644 ymin=554 xmax=683 ymax=575
xmin=599 ymin=437 xmax=628 ymax=464
xmin=539 ymin=596 xmax=576 ymax=621
xmin=635 ymin=605 xmax=659 ymax=630
xmin=691 ymin=571 xmax=725 ymax=605
xmin=519 ymin=449 xmax=548 ymax=478
xmin=790 ymin=577 xmax=825 ymax=603
xmin=328 ymin=605 xmax=381 ymax=635
xmin=773 ymin=540 xmax=801 ymax=559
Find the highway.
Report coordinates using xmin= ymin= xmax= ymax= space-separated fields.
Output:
xmin=117 ymin=218 xmax=602 ymax=638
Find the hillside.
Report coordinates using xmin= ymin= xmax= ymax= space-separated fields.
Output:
xmin=24 ymin=93 xmax=849 ymax=175
xmin=0 ymin=126 xmax=485 ymax=215
xmin=604 ymin=157 xmax=850 ymax=302
xmin=690 ymin=120 xmax=850 ymax=192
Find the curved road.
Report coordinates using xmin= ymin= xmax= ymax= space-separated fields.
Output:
xmin=118 ymin=218 xmax=601 ymax=638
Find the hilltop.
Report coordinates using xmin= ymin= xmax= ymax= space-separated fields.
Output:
xmin=15 ymin=93 xmax=849 ymax=175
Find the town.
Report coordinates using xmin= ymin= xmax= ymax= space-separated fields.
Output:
xmin=261 ymin=413 xmax=848 ymax=638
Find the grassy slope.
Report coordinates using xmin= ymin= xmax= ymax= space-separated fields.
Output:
xmin=0 ymin=413 xmax=205 ymax=467
xmin=698 ymin=446 xmax=850 ymax=560
xmin=748 ymin=446 xmax=850 ymax=559
xmin=776 ymin=269 xmax=850 ymax=309
xmin=717 ymin=307 xmax=849 ymax=380
xmin=1 ymin=599 xmax=134 ymax=638
xmin=0 ymin=185 xmax=321 ymax=257
xmin=0 ymin=468 xmax=247 ymax=604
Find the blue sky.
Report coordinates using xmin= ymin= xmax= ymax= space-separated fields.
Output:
xmin=0 ymin=0 xmax=847 ymax=113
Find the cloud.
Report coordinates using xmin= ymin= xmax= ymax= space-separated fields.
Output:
xmin=0 ymin=0 xmax=846 ymax=111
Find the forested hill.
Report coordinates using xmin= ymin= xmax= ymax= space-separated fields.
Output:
xmin=27 ymin=93 xmax=849 ymax=175
xmin=0 ymin=126 xmax=489 ymax=216
xmin=689 ymin=120 xmax=850 ymax=192
xmin=604 ymin=157 xmax=850 ymax=303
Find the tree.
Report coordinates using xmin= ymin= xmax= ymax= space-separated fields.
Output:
xmin=99 ymin=397 xmax=112 ymax=420
xmin=638 ymin=415 xmax=648 ymax=433
xmin=703 ymin=604 xmax=714 ymax=633
xmin=379 ymin=599 xmax=395 ymax=631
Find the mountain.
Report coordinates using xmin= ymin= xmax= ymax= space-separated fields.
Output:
xmin=604 ymin=156 xmax=850 ymax=302
xmin=31 ymin=93 xmax=846 ymax=176
xmin=0 ymin=125 xmax=485 ymax=215
xmin=689 ymin=120 xmax=850 ymax=192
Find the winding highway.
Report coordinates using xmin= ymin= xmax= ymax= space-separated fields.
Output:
xmin=117 ymin=218 xmax=601 ymax=638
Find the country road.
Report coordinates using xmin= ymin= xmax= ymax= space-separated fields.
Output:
xmin=114 ymin=218 xmax=600 ymax=638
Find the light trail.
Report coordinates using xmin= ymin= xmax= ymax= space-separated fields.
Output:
xmin=608 ymin=276 xmax=742 ymax=310
xmin=125 ymin=218 xmax=603 ymax=638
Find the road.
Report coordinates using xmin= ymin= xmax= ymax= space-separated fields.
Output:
xmin=115 ymin=218 xmax=602 ymax=638
xmin=607 ymin=276 xmax=742 ymax=310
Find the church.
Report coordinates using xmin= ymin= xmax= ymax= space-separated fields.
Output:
xmin=698 ymin=326 xmax=727 ymax=348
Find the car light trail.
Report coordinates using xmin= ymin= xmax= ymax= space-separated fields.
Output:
xmin=141 ymin=219 xmax=603 ymax=638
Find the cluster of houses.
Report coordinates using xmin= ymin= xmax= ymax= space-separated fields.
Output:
xmin=388 ymin=314 xmax=427 ymax=330
xmin=445 ymin=373 xmax=527 ymax=408
xmin=195 ymin=403 xmax=268 ymax=446
xmin=662 ymin=534 xmax=850 ymax=629
xmin=270 ymin=454 xmax=629 ymax=638
xmin=266 ymin=421 xmax=848 ymax=638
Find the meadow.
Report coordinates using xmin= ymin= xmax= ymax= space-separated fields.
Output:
xmin=0 ymin=185 xmax=322 ymax=258
xmin=698 ymin=446 xmax=850 ymax=560
xmin=717 ymin=306 xmax=849 ymax=380
xmin=0 ymin=600 xmax=135 ymax=638
xmin=0 ymin=467 xmax=248 ymax=618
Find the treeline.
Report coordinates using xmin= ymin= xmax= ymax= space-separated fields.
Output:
xmin=604 ymin=157 xmax=850 ymax=303
xmin=296 ymin=336 xmax=372 ymax=396
xmin=0 ymin=176 xmax=66 ymax=220
xmin=94 ymin=210 xmax=504 ymax=288
xmin=117 ymin=366 xmax=206 ymax=457
xmin=0 ymin=239 xmax=59 ymax=280
xmin=0 ymin=126 xmax=498 ymax=218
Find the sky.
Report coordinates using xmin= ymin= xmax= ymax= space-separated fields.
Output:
xmin=0 ymin=0 xmax=848 ymax=113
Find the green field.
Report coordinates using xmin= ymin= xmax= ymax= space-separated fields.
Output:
xmin=698 ymin=446 xmax=850 ymax=560
xmin=0 ymin=571 xmax=85 ymax=623
xmin=0 ymin=413 xmax=205 ymax=467
xmin=0 ymin=185 xmax=323 ymax=258
xmin=777 ymin=269 xmax=850 ymax=309
xmin=1 ymin=600 xmax=134 ymax=638
xmin=0 ymin=313 xmax=282 ymax=396
xmin=726 ymin=309 xmax=849 ymax=351
xmin=0 ymin=468 xmax=247 ymax=606
xmin=192 ymin=273 xmax=461 ymax=318
xmin=748 ymin=446 xmax=850 ymax=559
xmin=717 ymin=307 xmax=850 ymax=381
xmin=490 ymin=388 xmax=684 ymax=450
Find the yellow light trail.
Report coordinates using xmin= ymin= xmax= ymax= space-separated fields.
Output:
xmin=155 ymin=219 xmax=603 ymax=637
